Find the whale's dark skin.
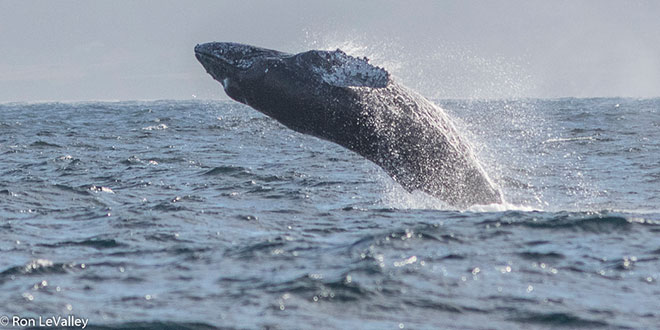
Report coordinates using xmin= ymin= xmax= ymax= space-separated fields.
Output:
xmin=195 ymin=42 xmax=502 ymax=207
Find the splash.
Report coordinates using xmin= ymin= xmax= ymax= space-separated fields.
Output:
xmin=377 ymin=171 xmax=539 ymax=212
xmin=301 ymin=29 xmax=535 ymax=99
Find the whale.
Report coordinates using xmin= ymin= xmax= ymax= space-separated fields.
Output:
xmin=194 ymin=42 xmax=502 ymax=207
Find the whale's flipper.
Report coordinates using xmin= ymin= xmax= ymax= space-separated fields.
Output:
xmin=296 ymin=49 xmax=390 ymax=88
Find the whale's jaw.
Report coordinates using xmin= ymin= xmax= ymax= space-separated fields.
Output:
xmin=194 ymin=42 xmax=291 ymax=104
xmin=194 ymin=43 xmax=240 ymax=84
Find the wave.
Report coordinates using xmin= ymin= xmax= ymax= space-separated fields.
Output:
xmin=0 ymin=259 xmax=75 ymax=279
xmin=30 ymin=140 xmax=63 ymax=148
xmin=511 ymin=311 xmax=609 ymax=327
xmin=477 ymin=211 xmax=651 ymax=233
xmin=25 ymin=322 xmax=221 ymax=330
xmin=37 ymin=238 xmax=124 ymax=250
xmin=543 ymin=136 xmax=597 ymax=143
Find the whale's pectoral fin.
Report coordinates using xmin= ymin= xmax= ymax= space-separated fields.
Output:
xmin=296 ymin=49 xmax=390 ymax=89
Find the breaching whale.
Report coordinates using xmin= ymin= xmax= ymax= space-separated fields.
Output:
xmin=194 ymin=42 xmax=502 ymax=207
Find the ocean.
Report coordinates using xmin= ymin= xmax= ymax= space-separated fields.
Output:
xmin=1 ymin=98 xmax=659 ymax=329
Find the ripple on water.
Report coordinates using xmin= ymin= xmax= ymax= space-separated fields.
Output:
xmin=0 ymin=259 xmax=75 ymax=278
xmin=511 ymin=311 xmax=609 ymax=328
xmin=23 ymin=321 xmax=221 ymax=330
xmin=479 ymin=211 xmax=642 ymax=233
xmin=2 ymin=100 xmax=660 ymax=329
xmin=29 ymin=141 xmax=62 ymax=148
xmin=37 ymin=238 xmax=124 ymax=250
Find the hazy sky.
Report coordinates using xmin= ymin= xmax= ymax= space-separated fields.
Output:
xmin=1 ymin=0 xmax=659 ymax=102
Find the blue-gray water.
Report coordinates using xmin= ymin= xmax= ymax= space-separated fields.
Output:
xmin=1 ymin=98 xmax=659 ymax=329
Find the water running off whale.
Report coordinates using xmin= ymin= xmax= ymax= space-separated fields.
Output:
xmin=194 ymin=42 xmax=502 ymax=208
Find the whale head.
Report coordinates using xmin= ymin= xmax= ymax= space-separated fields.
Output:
xmin=195 ymin=42 xmax=390 ymax=135
xmin=194 ymin=42 xmax=287 ymax=103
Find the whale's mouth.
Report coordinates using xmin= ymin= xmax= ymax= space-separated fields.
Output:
xmin=194 ymin=44 xmax=236 ymax=70
xmin=194 ymin=49 xmax=216 ymax=65
xmin=194 ymin=43 xmax=246 ymax=84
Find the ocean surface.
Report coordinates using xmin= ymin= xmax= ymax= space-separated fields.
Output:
xmin=1 ymin=98 xmax=659 ymax=329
